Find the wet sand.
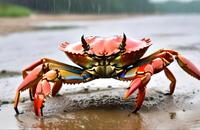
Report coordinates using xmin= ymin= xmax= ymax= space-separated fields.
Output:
xmin=0 ymin=14 xmax=200 ymax=129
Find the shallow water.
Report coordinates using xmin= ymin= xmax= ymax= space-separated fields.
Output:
xmin=1 ymin=102 xmax=200 ymax=129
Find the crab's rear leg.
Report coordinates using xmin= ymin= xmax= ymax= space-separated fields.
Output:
xmin=160 ymin=50 xmax=200 ymax=79
xmin=164 ymin=67 xmax=176 ymax=95
xmin=175 ymin=54 xmax=200 ymax=80
xmin=146 ymin=49 xmax=200 ymax=80
xmin=142 ymin=49 xmax=200 ymax=93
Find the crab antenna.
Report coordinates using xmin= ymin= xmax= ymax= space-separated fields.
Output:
xmin=119 ymin=33 xmax=127 ymax=52
xmin=81 ymin=35 xmax=90 ymax=52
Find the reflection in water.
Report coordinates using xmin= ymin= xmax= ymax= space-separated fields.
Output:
xmin=11 ymin=87 xmax=200 ymax=129
xmin=29 ymin=109 xmax=143 ymax=130
xmin=13 ymin=88 xmax=159 ymax=129
xmin=1 ymin=97 xmax=199 ymax=129
xmin=12 ymin=106 xmax=200 ymax=130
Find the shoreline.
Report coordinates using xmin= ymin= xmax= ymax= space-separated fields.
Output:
xmin=0 ymin=14 xmax=136 ymax=35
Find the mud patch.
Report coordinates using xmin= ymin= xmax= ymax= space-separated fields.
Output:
xmin=151 ymin=33 xmax=186 ymax=38
xmin=174 ymin=42 xmax=200 ymax=51
xmin=0 ymin=70 xmax=21 ymax=79
xmin=32 ymin=25 xmax=82 ymax=31
xmin=18 ymin=88 xmax=164 ymax=116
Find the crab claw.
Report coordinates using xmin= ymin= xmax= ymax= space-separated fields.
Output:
xmin=123 ymin=77 xmax=149 ymax=113
xmin=176 ymin=55 xmax=200 ymax=80
xmin=123 ymin=64 xmax=153 ymax=100
xmin=123 ymin=78 xmax=142 ymax=100
xmin=34 ymin=79 xmax=51 ymax=116
xmin=34 ymin=93 xmax=45 ymax=116
xmin=123 ymin=65 xmax=152 ymax=113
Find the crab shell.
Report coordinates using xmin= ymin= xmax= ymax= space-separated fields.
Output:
xmin=59 ymin=35 xmax=152 ymax=68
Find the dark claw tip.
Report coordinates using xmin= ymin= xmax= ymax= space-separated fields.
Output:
xmin=15 ymin=111 xmax=24 ymax=116
xmin=164 ymin=92 xmax=173 ymax=96
xmin=132 ymin=109 xmax=138 ymax=114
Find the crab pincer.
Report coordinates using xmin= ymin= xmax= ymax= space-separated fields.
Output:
xmin=34 ymin=79 xmax=51 ymax=116
xmin=123 ymin=64 xmax=153 ymax=113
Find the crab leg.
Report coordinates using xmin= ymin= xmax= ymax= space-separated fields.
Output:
xmin=121 ymin=49 xmax=200 ymax=113
xmin=175 ymin=54 xmax=200 ymax=80
xmin=51 ymin=80 xmax=62 ymax=97
xmin=133 ymin=50 xmax=200 ymax=94
xmin=161 ymin=50 xmax=200 ymax=80
xmin=22 ymin=59 xmax=46 ymax=100
xmin=14 ymin=58 xmax=91 ymax=116
xmin=22 ymin=59 xmax=44 ymax=78
xmin=164 ymin=68 xmax=176 ymax=95
xmin=14 ymin=65 xmax=43 ymax=114
xmin=141 ymin=49 xmax=200 ymax=80
xmin=33 ymin=68 xmax=92 ymax=116
xmin=122 ymin=64 xmax=153 ymax=113
xmin=133 ymin=85 xmax=146 ymax=113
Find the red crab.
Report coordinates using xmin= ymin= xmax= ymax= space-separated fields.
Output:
xmin=14 ymin=34 xmax=200 ymax=116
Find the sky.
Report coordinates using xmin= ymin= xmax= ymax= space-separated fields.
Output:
xmin=150 ymin=0 xmax=196 ymax=2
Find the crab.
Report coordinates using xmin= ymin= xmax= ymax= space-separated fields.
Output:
xmin=14 ymin=34 xmax=200 ymax=116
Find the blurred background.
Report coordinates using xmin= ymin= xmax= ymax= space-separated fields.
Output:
xmin=1 ymin=0 xmax=200 ymax=15
xmin=0 ymin=0 xmax=200 ymax=129
xmin=0 ymin=0 xmax=200 ymax=68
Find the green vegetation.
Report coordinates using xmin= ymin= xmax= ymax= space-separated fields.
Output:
xmin=154 ymin=1 xmax=200 ymax=13
xmin=0 ymin=0 xmax=154 ymax=14
xmin=0 ymin=3 xmax=31 ymax=17
xmin=1 ymin=0 xmax=200 ymax=15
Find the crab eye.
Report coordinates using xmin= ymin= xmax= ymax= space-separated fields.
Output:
xmin=81 ymin=35 xmax=90 ymax=52
xmin=119 ymin=33 xmax=126 ymax=52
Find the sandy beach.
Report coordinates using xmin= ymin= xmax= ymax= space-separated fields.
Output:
xmin=0 ymin=14 xmax=131 ymax=35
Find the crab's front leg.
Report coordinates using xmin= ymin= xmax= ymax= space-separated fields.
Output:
xmin=14 ymin=58 xmax=92 ymax=116
xmin=120 ymin=50 xmax=200 ymax=113
xmin=121 ymin=64 xmax=154 ymax=113
xmin=21 ymin=59 xmax=47 ymax=101
xmin=34 ymin=68 xmax=92 ymax=116
xmin=33 ymin=69 xmax=63 ymax=116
